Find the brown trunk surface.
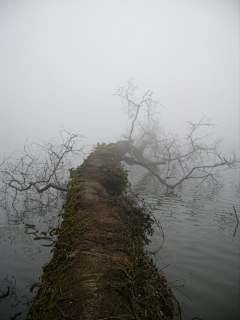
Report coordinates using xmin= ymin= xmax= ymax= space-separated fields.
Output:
xmin=27 ymin=142 xmax=180 ymax=320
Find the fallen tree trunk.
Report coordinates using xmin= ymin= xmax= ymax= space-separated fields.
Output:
xmin=27 ymin=142 xmax=180 ymax=320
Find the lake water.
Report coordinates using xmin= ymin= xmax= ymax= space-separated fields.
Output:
xmin=0 ymin=167 xmax=239 ymax=320
xmin=128 ymin=167 xmax=240 ymax=320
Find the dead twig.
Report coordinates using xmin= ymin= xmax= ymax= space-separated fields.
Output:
xmin=233 ymin=205 xmax=239 ymax=237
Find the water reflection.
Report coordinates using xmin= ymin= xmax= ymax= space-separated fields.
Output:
xmin=0 ymin=206 xmax=60 ymax=319
xmin=0 ymin=167 xmax=239 ymax=319
xmin=23 ymin=223 xmax=56 ymax=247
xmin=128 ymin=167 xmax=239 ymax=320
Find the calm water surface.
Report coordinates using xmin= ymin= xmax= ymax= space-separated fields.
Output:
xmin=0 ymin=168 xmax=239 ymax=320
xmin=129 ymin=167 xmax=240 ymax=320
xmin=0 ymin=210 xmax=60 ymax=319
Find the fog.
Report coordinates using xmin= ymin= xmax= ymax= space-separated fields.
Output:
xmin=1 ymin=0 xmax=239 ymax=160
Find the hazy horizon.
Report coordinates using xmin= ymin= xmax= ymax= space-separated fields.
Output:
xmin=1 ymin=0 xmax=239 ymax=160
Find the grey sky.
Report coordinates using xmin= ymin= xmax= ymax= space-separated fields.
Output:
xmin=0 ymin=0 xmax=239 ymax=158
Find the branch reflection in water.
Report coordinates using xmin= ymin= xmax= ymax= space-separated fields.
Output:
xmin=0 ymin=167 xmax=239 ymax=320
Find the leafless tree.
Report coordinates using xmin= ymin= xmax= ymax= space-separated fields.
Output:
xmin=116 ymin=80 xmax=239 ymax=192
xmin=1 ymin=82 xmax=239 ymax=215
xmin=0 ymin=127 xmax=85 ymax=216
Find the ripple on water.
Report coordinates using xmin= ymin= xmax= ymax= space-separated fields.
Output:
xmin=134 ymin=169 xmax=240 ymax=320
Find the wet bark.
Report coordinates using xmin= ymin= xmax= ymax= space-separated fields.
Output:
xmin=27 ymin=142 xmax=179 ymax=320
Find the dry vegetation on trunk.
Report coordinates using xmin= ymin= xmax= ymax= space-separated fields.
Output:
xmin=27 ymin=142 xmax=180 ymax=320
xmin=2 ymin=82 xmax=237 ymax=319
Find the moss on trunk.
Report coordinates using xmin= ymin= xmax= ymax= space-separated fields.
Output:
xmin=27 ymin=143 xmax=180 ymax=320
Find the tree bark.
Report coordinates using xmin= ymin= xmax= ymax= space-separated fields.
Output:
xmin=27 ymin=142 xmax=179 ymax=320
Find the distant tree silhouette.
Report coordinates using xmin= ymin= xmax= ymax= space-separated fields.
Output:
xmin=1 ymin=81 xmax=238 ymax=214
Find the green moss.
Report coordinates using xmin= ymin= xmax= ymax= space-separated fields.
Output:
xmin=27 ymin=148 xmax=180 ymax=320
xmin=86 ymin=142 xmax=108 ymax=160
xmin=27 ymin=171 xmax=87 ymax=319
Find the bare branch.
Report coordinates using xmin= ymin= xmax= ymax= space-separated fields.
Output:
xmin=115 ymin=80 xmax=162 ymax=142
xmin=0 ymin=127 xmax=85 ymax=214
xmin=116 ymin=81 xmax=239 ymax=192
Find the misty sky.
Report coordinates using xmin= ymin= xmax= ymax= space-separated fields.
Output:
xmin=0 ymin=0 xmax=239 ymax=159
